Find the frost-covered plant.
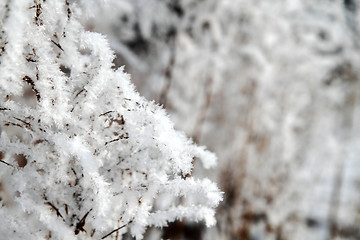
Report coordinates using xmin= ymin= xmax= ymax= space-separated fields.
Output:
xmin=0 ymin=1 xmax=222 ymax=239
xmin=83 ymin=1 xmax=360 ymax=239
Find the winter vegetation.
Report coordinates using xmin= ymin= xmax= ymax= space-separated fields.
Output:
xmin=2 ymin=0 xmax=360 ymax=240
xmin=80 ymin=0 xmax=360 ymax=240
xmin=0 ymin=1 xmax=222 ymax=239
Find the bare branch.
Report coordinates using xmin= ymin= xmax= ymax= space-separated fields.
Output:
xmin=50 ymin=40 xmax=64 ymax=51
xmin=45 ymin=202 xmax=65 ymax=221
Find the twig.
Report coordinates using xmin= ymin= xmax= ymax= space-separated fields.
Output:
xmin=14 ymin=117 xmax=28 ymax=124
xmin=14 ymin=117 xmax=31 ymax=128
xmin=99 ymin=111 xmax=114 ymax=117
xmin=51 ymin=40 xmax=64 ymax=51
xmin=5 ymin=122 xmax=21 ymax=128
xmin=105 ymin=138 xmax=120 ymax=146
xmin=34 ymin=2 xmax=43 ymax=26
xmin=71 ymin=168 xmax=79 ymax=186
xmin=23 ymin=76 xmax=41 ymax=101
xmin=105 ymin=134 xmax=128 ymax=146
xmin=101 ymin=221 xmax=131 ymax=239
xmin=75 ymin=208 xmax=93 ymax=235
xmin=45 ymin=202 xmax=65 ymax=221
xmin=0 ymin=159 xmax=14 ymax=167
xmin=74 ymin=88 xmax=86 ymax=99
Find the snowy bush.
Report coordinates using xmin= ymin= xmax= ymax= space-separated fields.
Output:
xmin=81 ymin=1 xmax=360 ymax=239
xmin=0 ymin=1 xmax=222 ymax=239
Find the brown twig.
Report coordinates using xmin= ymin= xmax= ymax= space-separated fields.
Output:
xmin=74 ymin=88 xmax=86 ymax=99
xmin=0 ymin=159 xmax=14 ymax=167
xmin=51 ymin=40 xmax=64 ymax=52
xmin=75 ymin=208 xmax=93 ymax=235
xmin=101 ymin=221 xmax=132 ymax=239
xmin=23 ymin=75 xmax=41 ymax=101
xmin=45 ymin=202 xmax=65 ymax=221
xmin=34 ymin=2 xmax=43 ymax=26
xmin=99 ymin=111 xmax=114 ymax=117
xmin=14 ymin=117 xmax=32 ymax=129
xmin=105 ymin=134 xmax=128 ymax=146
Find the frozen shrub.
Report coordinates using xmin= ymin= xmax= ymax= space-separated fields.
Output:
xmin=0 ymin=1 xmax=222 ymax=239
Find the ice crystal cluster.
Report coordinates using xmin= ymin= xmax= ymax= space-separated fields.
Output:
xmin=0 ymin=1 xmax=222 ymax=239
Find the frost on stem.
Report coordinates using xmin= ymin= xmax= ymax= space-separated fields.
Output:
xmin=0 ymin=1 xmax=222 ymax=239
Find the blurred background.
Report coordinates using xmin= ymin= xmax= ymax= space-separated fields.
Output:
xmin=80 ymin=0 xmax=360 ymax=239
